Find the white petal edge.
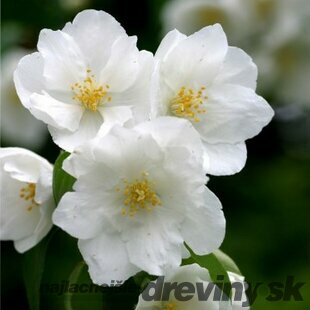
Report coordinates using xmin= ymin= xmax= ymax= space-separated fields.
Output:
xmin=181 ymin=187 xmax=225 ymax=255
xmin=155 ymin=28 xmax=187 ymax=61
xmin=14 ymin=52 xmax=45 ymax=109
xmin=215 ymin=46 xmax=258 ymax=90
xmin=203 ymin=141 xmax=247 ymax=176
xmin=14 ymin=198 xmax=54 ymax=253
xmin=29 ymin=93 xmax=83 ymax=131
xmin=48 ymin=109 xmax=103 ymax=152
xmin=78 ymin=233 xmax=140 ymax=285
xmin=196 ymin=84 xmax=274 ymax=144
xmin=0 ymin=147 xmax=52 ymax=183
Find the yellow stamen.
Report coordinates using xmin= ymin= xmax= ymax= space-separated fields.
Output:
xmin=19 ymin=183 xmax=39 ymax=211
xmin=71 ymin=69 xmax=111 ymax=112
xmin=119 ymin=172 xmax=161 ymax=217
xmin=170 ymin=86 xmax=207 ymax=122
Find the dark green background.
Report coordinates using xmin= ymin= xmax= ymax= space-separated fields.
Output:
xmin=1 ymin=0 xmax=309 ymax=309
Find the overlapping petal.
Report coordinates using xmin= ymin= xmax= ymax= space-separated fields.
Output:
xmin=52 ymin=118 xmax=225 ymax=284
xmin=154 ymin=24 xmax=274 ymax=175
xmin=14 ymin=10 xmax=154 ymax=152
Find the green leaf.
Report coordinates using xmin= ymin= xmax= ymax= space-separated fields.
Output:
xmin=23 ymin=227 xmax=58 ymax=310
xmin=53 ymin=151 xmax=76 ymax=205
xmin=133 ymin=271 xmax=157 ymax=292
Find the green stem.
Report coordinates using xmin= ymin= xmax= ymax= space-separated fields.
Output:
xmin=64 ymin=261 xmax=86 ymax=310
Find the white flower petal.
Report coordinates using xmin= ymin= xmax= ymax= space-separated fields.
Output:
xmin=215 ymin=46 xmax=258 ymax=90
xmin=99 ymin=36 xmax=140 ymax=92
xmin=62 ymin=128 xmax=131 ymax=180
xmin=181 ymin=188 xmax=225 ymax=255
xmin=48 ymin=109 xmax=103 ymax=152
xmin=161 ymin=24 xmax=228 ymax=89
xmin=62 ymin=143 xmax=97 ymax=179
xmin=96 ymin=126 xmax=165 ymax=179
xmin=53 ymin=163 xmax=121 ymax=239
xmin=14 ymin=197 xmax=54 ymax=253
xmin=35 ymin=163 xmax=53 ymax=203
xmin=0 ymin=147 xmax=51 ymax=183
xmin=13 ymin=52 xmax=45 ymax=109
xmin=135 ymin=116 xmax=202 ymax=155
xmin=38 ymin=29 xmax=86 ymax=91
xmin=108 ymin=50 xmax=154 ymax=123
xmin=196 ymin=84 xmax=274 ymax=144
xmin=78 ymin=233 xmax=140 ymax=285
xmin=136 ymin=116 xmax=208 ymax=172
xmin=97 ymin=105 xmax=134 ymax=137
xmin=53 ymin=192 xmax=106 ymax=240
xmin=167 ymin=264 xmax=231 ymax=310
xmin=29 ymin=93 xmax=83 ymax=131
xmin=155 ymin=29 xmax=187 ymax=61
xmin=63 ymin=9 xmax=126 ymax=72
xmin=228 ymin=272 xmax=250 ymax=310
xmin=124 ymin=214 xmax=183 ymax=275
xmin=0 ymin=173 xmax=41 ymax=240
xmin=203 ymin=142 xmax=247 ymax=176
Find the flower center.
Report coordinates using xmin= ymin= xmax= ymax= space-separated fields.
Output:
xmin=119 ymin=172 xmax=162 ymax=217
xmin=275 ymin=45 xmax=297 ymax=74
xmin=199 ymin=7 xmax=227 ymax=26
xmin=19 ymin=183 xmax=39 ymax=211
xmin=170 ymin=86 xmax=207 ymax=122
xmin=71 ymin=69 xmax=111 ymax=112
xmin=165 ymin=303 xmax=177 ymax=310
xmin=256 ymin=0 xmax=275 ymax=18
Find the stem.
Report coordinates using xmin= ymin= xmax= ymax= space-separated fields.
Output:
xmin=64 ymin=261 xmax=86 ymax=310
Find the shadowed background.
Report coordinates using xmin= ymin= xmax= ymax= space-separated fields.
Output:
xmin=1 ymin=0 xmax=309 ymax=309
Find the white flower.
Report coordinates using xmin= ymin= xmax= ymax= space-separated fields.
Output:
xmin=0 ymin=147 xmax=54 ymax=253
xmin=240 ymin=0 xmax=302 ymax=32
xmin=161 ymin=0 xmax=310 ymax=107
xmin=152 ymin=24 xmax=274 ymax=176
xmin=1 ymin=49 xmax=48 ymax=150
xmin=14 ymin=9 xmax=154 ymax=152
xmin=250 ymin=0 xmax=310 ymax=106
xmin=161 ymin=0 xmax=249 ymax=45
xmin=52 ymin=117 xmax=225 ymax=285
xmin=136 ymin=263 xmax=249 ymax=310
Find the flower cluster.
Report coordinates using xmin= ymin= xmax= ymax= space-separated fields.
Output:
xmin=1 ymin=9 xmax=273 ymax=308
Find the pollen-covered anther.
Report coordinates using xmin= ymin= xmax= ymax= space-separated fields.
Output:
xmin=170 ymin=86 xmax=207 ymax=122
xmin=19 ymin=183 xmax=39 ymax=211
xmin=71 ymin=69 xmax=111 ymax=111
xmin=121 ymin=173 xmax=161 ymax=217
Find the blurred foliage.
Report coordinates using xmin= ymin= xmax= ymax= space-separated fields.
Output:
xmin=1 ymin=0 xmax=309 ymax=309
